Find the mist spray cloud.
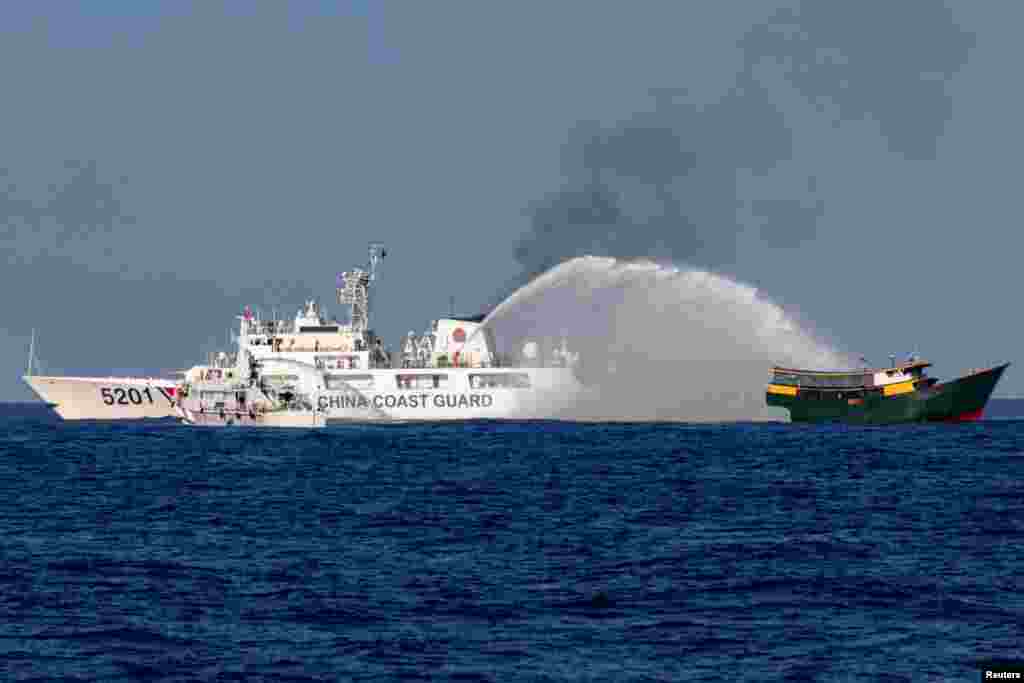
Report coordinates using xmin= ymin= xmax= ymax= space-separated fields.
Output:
xmin=481 ymin=256 xmax=853 ymax=421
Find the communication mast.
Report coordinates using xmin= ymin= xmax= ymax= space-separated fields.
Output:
xmin=337 ymin=243 xmax=386 ymax=333
xmin=26 ymin=329 xmax=35 ymax=377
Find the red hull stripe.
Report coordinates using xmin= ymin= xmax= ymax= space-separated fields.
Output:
xmin=943 ymin=407 xmax=984 ymax=422
xmin=156 ymin=386 xmax=177 ymax=406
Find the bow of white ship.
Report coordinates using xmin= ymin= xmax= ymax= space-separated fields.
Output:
xmin=22 ymin=375 xmax=180 ymax=420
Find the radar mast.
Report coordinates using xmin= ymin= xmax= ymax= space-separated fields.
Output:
xmin=336 ymin=243 xmax=386 ymax=334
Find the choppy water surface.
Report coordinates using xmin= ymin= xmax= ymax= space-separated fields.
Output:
xmin=1 ymin=410 xmax=1021 ymax=681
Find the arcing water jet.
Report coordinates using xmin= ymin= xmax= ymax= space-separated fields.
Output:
xmin=478 ymin=256 xmax=853 ymax=421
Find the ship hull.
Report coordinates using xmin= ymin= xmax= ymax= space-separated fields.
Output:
xmin=22 ymin=375 xmax=180 ymax=420
xmin=181 ymin=408 xmax=327 ymax=428
xmin=178 ymin=367 xmax=583 ymax=427
xmin=766 ymin=363 xmax=1009 ymax=425
xmin=319 ymin=368 xmax=580 ymax=421
xmin=29 ymin=365 xmax=584 ymax=426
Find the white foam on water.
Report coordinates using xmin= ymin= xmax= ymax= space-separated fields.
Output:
xmin=478 ymin=256 xmax=854 ymax=421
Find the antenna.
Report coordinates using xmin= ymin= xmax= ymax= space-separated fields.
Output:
xmin=367 ymin=242 xmax=385 ymax=282
xmin=27 ymin=329 xmax=35 ymax=377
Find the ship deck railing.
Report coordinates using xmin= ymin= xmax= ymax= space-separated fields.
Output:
xmin=771 ymin=373 xmax=873 ymax=390
xmin=275 ymin=345 xmax=362 ymax=353
xmin=772 ymin=359 xmax=931 ymax=377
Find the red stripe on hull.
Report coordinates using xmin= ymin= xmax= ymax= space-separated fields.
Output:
xmin=943 ymin=407 xmax=985 ymax=423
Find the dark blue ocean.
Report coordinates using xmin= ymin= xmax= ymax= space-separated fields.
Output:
xmin=2 ymin=405 xmax=1022 ymax=681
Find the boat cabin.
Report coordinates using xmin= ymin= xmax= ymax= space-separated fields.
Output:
xmin=768 ymin=359 xmax=935 ymax=400
xmin=771 ymin=360 xmax=931 ymax=388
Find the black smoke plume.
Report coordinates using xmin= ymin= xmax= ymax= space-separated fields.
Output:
xmin=510 ymin=0 xmax=974 ymax=287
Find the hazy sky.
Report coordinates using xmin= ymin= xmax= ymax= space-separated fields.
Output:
xmin=4 ymin=1 xmax=1023 ymax=399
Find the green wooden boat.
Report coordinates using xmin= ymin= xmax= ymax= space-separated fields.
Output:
xmin=766 ymin=358 xmax=1009 ymax=424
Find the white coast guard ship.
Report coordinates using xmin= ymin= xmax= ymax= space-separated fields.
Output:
xmin=23 ymin=244 xmax=583 ymax=426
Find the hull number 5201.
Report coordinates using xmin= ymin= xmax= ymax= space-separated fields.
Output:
xmin=101 ymin=387 xmax=154 ymax=405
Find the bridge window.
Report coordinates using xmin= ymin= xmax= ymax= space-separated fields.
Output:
xmin=470 ymin=373 xmax=531 ymax=389
xmin=325 ymin=374 xmax=374 ymax=390
xmin=201 ymin=390 xmax=232 ymax=400
xmin=316 ymin=355 xmax=361 ymax=370
xmin=396 ymin=374 xmax=449 ymax=390
xmin=263 ymin=374 xmax=299 ymax=385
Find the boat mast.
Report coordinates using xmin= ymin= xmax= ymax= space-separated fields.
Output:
xmin=27 ymin=329 xmax=35 ymax=377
